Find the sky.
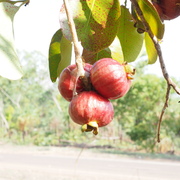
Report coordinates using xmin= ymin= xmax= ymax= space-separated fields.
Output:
xmin=13 ymin=0 xmax=180 ymax=79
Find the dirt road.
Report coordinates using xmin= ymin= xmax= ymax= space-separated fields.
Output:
xmin=0 ymin=145 xmax=180 ymax=180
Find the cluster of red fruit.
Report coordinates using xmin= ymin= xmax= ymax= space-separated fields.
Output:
xmin=58 ymin=58 xmax=135 ymax=135
xmin=152 ymin=0 xmax=180 ymax=20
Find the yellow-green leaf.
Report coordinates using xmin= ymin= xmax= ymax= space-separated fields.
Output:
xmin=145 ymin=32 xmax=157 ymax=64
xmin=137 ymin=0 xmax=165 ymax=40
xmin=48 ymin=29 xmax=72 ymax=82
xmin=57 ymin=35 xmax=72 ymax=77
xmin=117 ymin=6 xmax=144 ymax=63
xmin=48 ymin=29 xmax=62 ymax=82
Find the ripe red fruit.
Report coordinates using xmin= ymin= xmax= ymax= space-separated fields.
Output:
xmin=153 ymin=0 xmax=180 ymax=20
xmin=90 ymin=58 xmax=133 ymax=100
xmin=69 ymin=91 xmax=114 ymax=135
xmin=58 ymin=63 xmax=92 ymax=101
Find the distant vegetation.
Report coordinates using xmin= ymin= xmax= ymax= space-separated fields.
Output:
xmin=0 ymin=51 xmax=180 ymax=154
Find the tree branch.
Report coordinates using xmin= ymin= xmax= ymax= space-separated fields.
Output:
xmin=130 ymin=0 xmax=180 ymax=142
xmin=157 ymin=84 xmax=170 ymax=142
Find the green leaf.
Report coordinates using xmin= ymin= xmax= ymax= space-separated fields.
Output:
xmin=60 ymin=0 xmax=121 ymax=52
xmin=57 ymin=35 xmax=72 ymax=77
xmin=145 ymin=32 xmax=157 ymax=64
xmin=0 ymin=2 xmax=23 ymax=80
xmin=117 ymin=6 xmax=144 ymax=63
xmin=82 ymin=36 xmax=124 ymax=64
xmin=48 ymin=29 xmax=72 ymax=82
xmin=137 ymin=0 xmax=165 ymax=40
xmin=48 ymin=29 xmax=63 ymax=82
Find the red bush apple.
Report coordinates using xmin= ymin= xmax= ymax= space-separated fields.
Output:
xmin=69 ymin=91 xmax=114 ymax=135
xmin=90 ymin=58 xmax=132 ymax=100
xmin=153 ymin=0 xmax=180 ymax=20
xmin=58 ymin=63 xmax=92 ymax=101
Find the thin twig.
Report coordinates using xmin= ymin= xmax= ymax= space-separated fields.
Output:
xmin=63 ymin=0 xmax=85 ymax=96
xmin=130 ymin=0 xmax=180 ymax=142
xmin=157 ymin=84 xmax=170 ymax=142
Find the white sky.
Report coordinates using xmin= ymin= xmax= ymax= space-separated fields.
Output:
xmin=14 ymin=0 xmax=180 ymax=79
xmin=147 ymin=18 xmax=180 ymax=80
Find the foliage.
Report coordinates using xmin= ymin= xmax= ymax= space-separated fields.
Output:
xmin=48 ymin=0 xmax=165 ymax=82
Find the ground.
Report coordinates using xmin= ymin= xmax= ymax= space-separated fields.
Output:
xmin=0 ymin=143 xmax=180 ymax=180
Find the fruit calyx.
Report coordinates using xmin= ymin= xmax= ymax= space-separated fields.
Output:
xmin=123 ymin=63 xmax=136 ymax=80
xmin=81 ymin=121 xmax=99 ymax=135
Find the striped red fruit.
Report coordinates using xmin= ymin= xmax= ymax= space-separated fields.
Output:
xmin=69 ymin=91 xmax=114 ymax=135
xmin=90 ymin=58 xmax=132 ymax=100
xmin=152 ymin=0 xmax=180 ymax=20
xmin=58 ymin=63 xmax=92 ymax=101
